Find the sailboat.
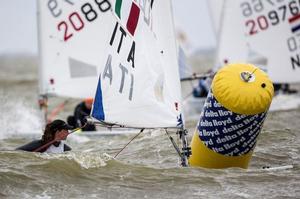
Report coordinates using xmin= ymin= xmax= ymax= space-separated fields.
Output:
xmin=88 ymin=0 xmax=182 ymax=127
xmin=36 ymin=0 xmax=190 ymax=164
xmin=36 ymin=0 xmax=142 ymax=135
xmin=186 ymin=0 xmax=300 ymax=117
xmin=207 ymin=0 xmax=224 ymax=37
xmin=36 ymin=0 xmax=106 ymax=122
xmin=87 ymin=0 xmax=193 ymax=165
xmin=215 ymin=0 xmax=300 ymax=111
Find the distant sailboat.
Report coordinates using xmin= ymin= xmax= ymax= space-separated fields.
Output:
xmin=187 ymin=0 xmax=300 ymax=113
xmin=37 ymin=0 xmax=113 ymax=99
xmin=216 ymin=0 xmax=300 ymax=111
xmin=216 ymin=0 xmax=300 ymax=81
xmin=36 ymin=0 xmax=113 ymax=122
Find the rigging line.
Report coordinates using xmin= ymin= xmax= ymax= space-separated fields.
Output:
xmin=97 ymin=123 xmax=180 ymax=130
xmin=180 ymin=73 xmax=211 ymax=82
xmin=250 ymin=68 xmax=258 ymax=76
xmin=164 ymin=129 xmax=183 ymax=159
xmin=86 ymin=117 xmax=181 ymax=130
xmin=113 ymin=128 xmax=145 ymax=159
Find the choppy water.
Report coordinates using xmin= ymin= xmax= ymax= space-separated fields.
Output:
xmin=0 ymin=56 xmax=300 ymax=199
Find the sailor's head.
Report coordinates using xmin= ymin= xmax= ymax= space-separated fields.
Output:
xmin=42 ymin=119 xmax=73 ymax=143
xmin=84 ymin=98 xmax=94 ymax=109
xmin=49 ymin=119 xmax=73 ymax=132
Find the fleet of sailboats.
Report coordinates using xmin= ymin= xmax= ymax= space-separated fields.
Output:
xmin=35 ymin=0 xmax=300 ymax=167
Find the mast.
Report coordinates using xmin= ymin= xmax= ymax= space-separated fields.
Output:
xmin=213 ymin=0 xmax=229 ymax=71
xmin=36 ymin=0 xmax=48 ymax=121
xmin=169 ymin=0 xmax=191 ymax=167
xmin=206 ymin=0 xmax=224 ymax=38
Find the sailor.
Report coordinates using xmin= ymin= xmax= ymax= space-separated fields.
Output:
xmin=192 ymin=70 xmax=214 ymax=98
xmin=67 ymin=98 xmax=96 ymax=131
xmin=193 ymin=78 xmax=210 ymax=98
xmin=16 ymin=119 xmax=73 ymax=153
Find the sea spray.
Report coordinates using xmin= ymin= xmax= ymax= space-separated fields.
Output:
xmin=0 ymin=93 xmax=43 ymax=139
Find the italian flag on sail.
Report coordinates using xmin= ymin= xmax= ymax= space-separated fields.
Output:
xmin=115 ymin=0 xmax=140 ymax=36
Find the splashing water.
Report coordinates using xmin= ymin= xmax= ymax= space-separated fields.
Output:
xmin=36 ymin=152 xmax=110 ymax=169
xmin=0 ymin=94 xmax=43 ymax=139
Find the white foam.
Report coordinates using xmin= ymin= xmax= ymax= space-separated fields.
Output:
xmin=0 ymin=94 xmax=43 ymax=139
xmin=262 ymin=165 xmax=293 ymax=171
xmin=37 ymin=152 xmax=108 ymax=169
xmin=270 ymin=93 xmax=300 ymax=112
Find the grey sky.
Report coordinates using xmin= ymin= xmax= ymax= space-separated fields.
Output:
xmin=0 ymin=0 xmax=216 ymax=55
xmin=0 ymin=0 xmax=37 ymax=54
xmin=172 ymin=0 xmax=216 ymax=52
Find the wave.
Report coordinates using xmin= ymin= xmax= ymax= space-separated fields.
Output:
xmin=0 ymin=94 xmax=43 ymax=139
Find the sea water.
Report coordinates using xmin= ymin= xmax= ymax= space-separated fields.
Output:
xmin=0 ymin=56 xmax=299 ymax=199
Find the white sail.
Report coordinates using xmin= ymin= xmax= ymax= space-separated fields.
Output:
xmin=91 ymin=0 xmax=183 ymax=128
xmin=37 ymin=0 xmax=112 ymax=98
xmin=215 ymin=0 xmax=248 ymax=70
xmin=178 ymin=46 xmax=193 ymax=79
xmin=216 ymin=0 xmax=300 ymax=83
xmin=206 ymin=0 xmax=224 ymax=36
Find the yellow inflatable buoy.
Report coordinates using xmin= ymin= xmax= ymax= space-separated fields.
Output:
xmin=189 ymin=63 xmax=274 ymax=169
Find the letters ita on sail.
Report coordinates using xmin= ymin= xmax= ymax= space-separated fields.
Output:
xmin=37 ymin=0 xmax=183 ymax=129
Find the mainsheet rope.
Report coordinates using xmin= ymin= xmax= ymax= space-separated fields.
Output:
xmin=113 ymin=128 xmax=145 ymax=158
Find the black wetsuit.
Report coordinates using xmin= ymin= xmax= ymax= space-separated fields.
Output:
xmin=16 ymin=140 xmax=71 ymax=152
xmin=69 ymin=102 xmax=96 ymax=131
xmin=193 ymin=79 xmax=209 ymax=98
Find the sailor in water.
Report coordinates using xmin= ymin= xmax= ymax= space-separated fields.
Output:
xmin=17 ymin=119 xmax=73 ymax=153
xmin=67 ymin=98 xmax=96 ymax=131
xmin=192 ymin=70 xmax=214 ymax=98
xmin=193 ymin=78 xmax=210 ymax=98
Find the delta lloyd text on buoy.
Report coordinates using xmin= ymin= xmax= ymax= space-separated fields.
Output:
xmin=189 ymin=63 xmax=274 ymax=169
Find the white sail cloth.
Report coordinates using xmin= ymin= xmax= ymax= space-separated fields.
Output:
xmin=38 ymin=0 xmax=182 ymax=128
xmin=215 ymin=0 xmax=300 ymax=83
xmin=92 ymin=0 xmax=183 ymax=128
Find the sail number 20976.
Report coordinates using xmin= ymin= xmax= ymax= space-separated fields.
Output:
xmin=55 ymin=0 xmax=111 ymax=41
xmin=241 ymin=0 xmax=300 ymax=35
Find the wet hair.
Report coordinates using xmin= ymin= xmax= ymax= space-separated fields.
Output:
xmin=41 ymin=123 xmax=56 ymax=144
xmin=41 ymin=120 xmax=72 ymax=144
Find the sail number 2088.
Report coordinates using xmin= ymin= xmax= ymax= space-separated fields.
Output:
xmin=56 ymin=0 xmax=111 ymax=41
